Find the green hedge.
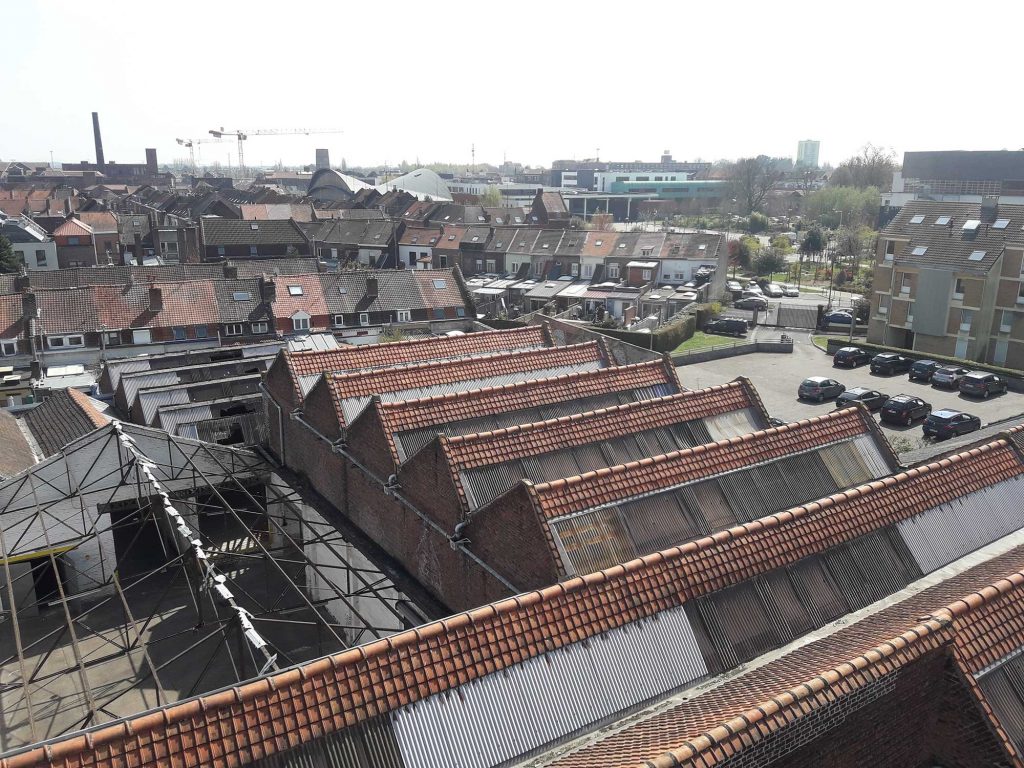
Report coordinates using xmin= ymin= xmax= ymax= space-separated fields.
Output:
xmin=591 ymin=313 xmax=696 ymax=353
xmin=823 ymin=338 xmax=1023 ymax=380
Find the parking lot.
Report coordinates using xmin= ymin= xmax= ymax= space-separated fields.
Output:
xmin=676 ymin=329 xmax=1024 ymax=452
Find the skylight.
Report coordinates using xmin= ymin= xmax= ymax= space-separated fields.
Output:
xmin=447 ymin=235 xmax=456 ymax=241
xmin=477 ymin=216 xmax=485 ymax=221
xmin=595 ymin=240 xmax=603 ymax=246
xmin=542 ymin=243 xmax=549 ymax=249
xmin=471 ymin=236 xmax=479 ymax=242
xmin=963 ymin=219 xmax=981 ymax=231
xmin=411 ymin=236 xmax=418 ymax=243
xmin=968 ymin=250 xmax=987 ymax=261
xmin=698 ymin=244 xmax=707 ymax=250
xmin=911 ymin=246 xmax=928 ymax=256
xmin=909 ymin=215 xmax=925 ymax=224
xmin=250 ymin=223 xmax=259 ymax=230
xmin=495 ymin=242 xmax=503 ymax=248
xmin=288 ymin=285 xmax=303 ymax=296
xmin=443 ymin=215 xmax=450 ymax=221
xmin=618 ymin=243 xmax=626 ymax=249
xmin=935 ymin=216 xmax=951 ymax=226
xmin=994 ymin=218 xmax=1010 ymax=229
xmin=232 ymin=291 xmax=251 ymax=301
xmin=433 ymin=279 xmax=447 ymax=289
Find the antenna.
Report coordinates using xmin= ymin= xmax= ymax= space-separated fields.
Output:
xmin=471 ymin=143 xmax=475 ymax=175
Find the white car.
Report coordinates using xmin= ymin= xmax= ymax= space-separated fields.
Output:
xmin=783 ymin=284 xmax=800 ymax=297
xmin=765 ymin=283 xmax=785 ymax=298
xmin=744 ymin=283 xmax=763 ymax=295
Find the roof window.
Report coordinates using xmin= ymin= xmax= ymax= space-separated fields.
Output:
xmin=595 ymin=239 xmax=603 ymax=246
xmin=471 ymin=236 xmax=480 ymax=242
xmin=410 ymin=236 xmax=418 ymax=243
xmin=232 ymin=291 xmax=251 ymax=301
xmin=909 ymin=215 xmax=925 ymax=224
xmin=963 ymin=219 xmax=981 ymax=231
xmin=250 ymin=222 xmax=259 ymax=230
xmin=495 ymin=242 xmax=503 ymax=248
xmin=443 ymin=215 xmax=450 ymax=221
xmin=447 ymin=235 xmax=456 ymax=241
xmin=911 ymin=246 xmax=927 ymax=256
xmin=288 ymin=285 xmax=303 ymax=296
xmin=477 ymin=215 xmax=485 ymax=221
xmin=432 ymin=279 xmax=447 ymax=289
xmin=338 ymin=287 xmax=347 ymax=295
xmin=994 ymin=218 xmax=1010 ymax=229
xmin=542 ymin=243 xmax=549 ymax=249
xmin=618 ymin=243 xmax=626 ymax=249
xmin=935 ymin=216 xmax=951 ymax=225
xmin=968 ymin=250 xmax=986 ymax=261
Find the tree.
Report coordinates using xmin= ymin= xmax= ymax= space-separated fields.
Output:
xmin=828 ymin=144 xmax=898 ymax=190
xmin=588 ymin=212 xmax=614 ymax=231
xmin=747 ymin=212 xmax=769 ymax=234
xmin=770 ymin=235 xmax=793 ymax=254
xmin=479 ymin=186 xmax=502 ymax=207
xmin=752 ymin=251 xmax=787 ymax=279
xmin=0 ymin=236 xmax=21 ymax=274
xmin=727 ymin=156 xmax=786 ymax=214
xmin=728 ymin=238 xmax=753 ymax=269
xmin=799 ymin=228 xmax=825 ymax=257
xmin=802 ymin=186 xmax=882 ymax=228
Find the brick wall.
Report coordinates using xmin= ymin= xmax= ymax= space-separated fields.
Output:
xmin=345 ymin=400 xmax=399 ymax=479
xmin=397 ymin=439 xmax=464 ymax=530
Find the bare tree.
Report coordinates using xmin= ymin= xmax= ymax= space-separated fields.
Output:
xmin=727 ymin=157 xmax=786 ymax=214
xmin=829 ymin=144 xmax=898 ymax=190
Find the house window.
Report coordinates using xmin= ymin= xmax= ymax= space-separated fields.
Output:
xmin=456 ymin=307 xmax=465 ymax=318
xmin=293 ymin=316 xmax=310 ymax=332
xmin=900 ymin=273 xmax=912 ymax=294
xmin=476 ymin=259 xmax=484 ymax=273
xmin=583 ymin=264 xmax=593 ymax=278
xmin=225 ymin=323 xmax=243 ymax=336
xmin=396 ymin=310 xmax=411 ymax=322
xmin=608 ymin=264 xmax=620 ymax=279
xmin=359 ymin=313 xmax=370 ymax=326
xmin=1000 ymin=310 xmax=1013 ymax=333
xmin=571 ymin=263 xmax=579 ymax=277
xmin=434 ymin=308 xmax=446 ymax=319
xmin=47 ymin=335 xmax=84 ymax=349
xmin=960 ymin=309 xmax=973 ymax=332
xmin=35 ymin=250 xmax=46 ymax=267
xmin=172 ymin=326 xmax=186 ymax=340
xmin=884 ymin=240 xmax=895 ymax=261
xmin=486 ymin=259 xmax=496 ymax=272
xmin=104 ymin=331 xmax=122 ymax=347
xmin=642 ymin=269 xmax=652 ymax=280
xmin=953 ymin=278 xmax=965 ymax=300
xmin=877 ymin=295 xmax=889 ymax=316
xmin=195 ymin=325 xmax=208 ymax=339
xmin=439 ymin=255 xmax=448 ymax=267
xmin=907 ymin=303 xmax=914 ymax=325
xmin=511 ymin=262 xmax=520 ymax=273
xmin=251 ymin=321 xmax=269 ymax=334
xmin=217 ymin=246 xmax=226 ymax=256
xmin=288 ymin=285 xmax=303 ymax=296
xmin=133 ymin=329 xmax=152 ymax=344
xmin=0 ymin=339 xmax=17 ymax=356
xmin=67 ymin=237 xmax=80 ymax=246
xmin=1018 ymin=283 xmax=1024 ymax=305
xmin=249 ymin=246 xmax=258 ymax=256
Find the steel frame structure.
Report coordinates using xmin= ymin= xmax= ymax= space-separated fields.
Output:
xmin=0 ymin=422 xmax=412 ymax=753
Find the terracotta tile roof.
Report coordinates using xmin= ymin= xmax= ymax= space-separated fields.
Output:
xmin=34 ymin=287 xmax=101 ymax=334
xmin=94 ymin=281 xmax=221 ymax=329
xmin=0 ymin=412 xmax=35 ymax=479
xmin=412 ymin=269 xmax=465 ymax=309
xmin=5 ymin=440 xmax=1020 ymax=768
xmin=320 ymin=341 xmax=607 ymax=428
xmin=399 ymin=226 xmax=441 ymax=246
xmin=433 ymin=225 xmax=468 ymax=251
xmin=546 ymin=543 xmax=1024 ymax=768
xmin=20 ymin=389 xmax=110 ymax=457
xmin=372 ymin=358 xmax=680 ymax=465
xmin=580 ymin=231 xmax=621 ymax=258
xmin=438 ymin=379 xmax=768 ymax=511
xmin=279 ymin=326 xmax=551 ymax=402
xmin=527 ymin=406 xmax=882 ymax=521
xmin=0 ymin=293 xmax=24 ymax=338
xmin=73 ymin=211 xmax=118 ymax=233
xmin=52 ymin=217 xmax=93 ymax=238
xmin=267 ymin=273 xmax=329 ymax=323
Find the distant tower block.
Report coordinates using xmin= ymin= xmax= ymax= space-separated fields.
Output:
xmin=92 ymin=112 xmax=105 ymax=166
xmin=315 ymin=148 xmax=330 ymax=169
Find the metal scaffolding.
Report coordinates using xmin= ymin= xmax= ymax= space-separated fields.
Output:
xmin=0 ymin=422 xmax=415 ymax=753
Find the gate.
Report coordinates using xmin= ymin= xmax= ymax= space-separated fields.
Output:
xmin=775 ymin=303 xmax=820 ymax=329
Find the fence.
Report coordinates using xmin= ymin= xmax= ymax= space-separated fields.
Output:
xmin=671 ymin=338 xmax=794 ymax=366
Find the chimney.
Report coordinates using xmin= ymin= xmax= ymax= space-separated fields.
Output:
xmin=981 ymin=195 xmax=999 ymax=224
xmin=145 ymin=148 xmax=158 ymax=175
xmin=92 ymin=112 xmax=105 ymax=166
xmin=30 ymin=360 xmax=42 ymax=382
xmin=22 ymin=291 xmax=37 ymax=320
xmin=64 ymin=197 xmax=73 ymax=216
xmin=133 ymin=233 xmax=143 ymax=260
xmin=260 ymin=276 xmax=276 ymax=303
xmin=224 ymin=264 xmax=239 ymax=279
xmin=148 ymin=285 xmax=163 ymax=312
xmin=366 ymin=277 xmax=379 ymax=297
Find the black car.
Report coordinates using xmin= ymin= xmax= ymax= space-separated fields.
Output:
xmin=959 ymin=372 xmax=1009 ymax=398
xmin=833 ymin=347 xmax=871 ymax=368
xmin=734 ymin=296 xmax=769 ymax=311
xmin=704 ymin=318 xmax=748 ymax=337
xmin=870 ymin=352 xmax=913 ymax=375
xmin=835 ymin=387 xmax=889 ymax=411
xmin=923 ymin=409 xmax=982 ymax=439
xmin=908 ymin=359 xmax=942 ymax=383
xmin=880 ymin=394 xmax=932 ymax=425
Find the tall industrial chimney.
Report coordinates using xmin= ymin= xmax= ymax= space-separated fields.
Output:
xmin=92 ymin=112 xmax=105 ymax=166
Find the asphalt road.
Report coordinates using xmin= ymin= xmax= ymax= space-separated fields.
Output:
xmin=676 ymin=329 xmax=1024 ymax=454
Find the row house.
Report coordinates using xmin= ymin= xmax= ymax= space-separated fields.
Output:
xmin=303 ymin=219 xmax=397 ymax=267
xmin=198 ymin=218 xmax=310 ymax=261
xmin=51 ymin=218 xmax=101 ymax=268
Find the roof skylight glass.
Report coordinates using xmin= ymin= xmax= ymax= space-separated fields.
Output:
xmin=963 ymin=219 xmax=981 ymax=231
xmin=909 ymin=215 xmax=925 ymax=224
xmin=911 ymin=246 xmax=928 ymax=256
xmin=968 ymin=250 xmax=987 ymax=261
xmin=288 ymin=285 xmax=303 ymax=296
xmin=935 ymin=216 xmax=951 ymax=225
xmin=994 ymin=218 xmax=1010 ymax=229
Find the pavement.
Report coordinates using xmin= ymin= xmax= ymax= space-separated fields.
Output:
xmin=676 ymin=328 xmax=1024 ymax=459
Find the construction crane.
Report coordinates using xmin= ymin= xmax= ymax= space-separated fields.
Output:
xmin=207 ymin=128 xmax=343 ymax=176
xmin=175 ymin=137 xmax=226 ymax=173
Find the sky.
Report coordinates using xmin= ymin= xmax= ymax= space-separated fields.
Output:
xmin=3 ymin=0 xmax=1023 ymax=171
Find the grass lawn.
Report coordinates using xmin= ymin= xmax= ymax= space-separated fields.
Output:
xmin=810 ymin=335 xmax=830 ymax=351
xmin=673 ymin=331 xmax=745 ymax=354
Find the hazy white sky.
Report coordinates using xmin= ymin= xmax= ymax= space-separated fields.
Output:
xmin=3 ymin=1 xmax=1022 ymax=170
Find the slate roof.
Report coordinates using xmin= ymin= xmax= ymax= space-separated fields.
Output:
xmin=15 ymin=437 xmax=1021 ymax=768
xmin=200 ymin=218 xmax=308 ymax=246
xmin=212 ymin=279 xmax=271 ymax=323
xmin=372 ymin=358 xmax=680 ymax=466
xmin=527 ymin=406 xmax=889 ymax=521
xmin=21 ymin=388 xmax=110 ymax=457
xmin=885 ymin=200 xmax=1024 ymax=273
xmin=484 ymin=227 xmax=520 ymax=254
xmin=530 ymin=229 xmax=565 ymax=255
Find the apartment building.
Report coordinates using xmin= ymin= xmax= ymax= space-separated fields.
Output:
xmin=868 ymin=198 xmax=1024 ymax=368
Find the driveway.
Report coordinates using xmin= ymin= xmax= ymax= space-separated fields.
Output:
xmin=676 ymin=329 xmax=1024 ymax=457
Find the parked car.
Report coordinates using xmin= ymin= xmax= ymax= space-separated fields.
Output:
xmin=923 ymin=409 xmax=982 ymax=439
xmin=931 ymin=366 xmax=971 ymax=389
xmin=741 ymin=289 xmax=764 ymax=300
xmin=880 ymin=394 xmax=932 ymax=425
xmin=870 ymin=352 xmax=914 ymax=375
xmin=822 ymin=310 xmax=854 ymax=325
xmin=705 ymin=318 xmax=748 ymax=337
xmin=744 ymin=283 xmax=763 ymax=295
xmin=798 ymin=376 xmax=846 ymax=402
xmin=959 ymin=371 xmax=1008 ymax=398
xmin=833 ymin=347 xmax=871 ymax=368
xmin=726 ymin=280 xmax=744 ymax=293
xmin=734 ymin=296 xmax=769 ymax=310
xmin=783 ymin=284 xmax=800 ymax=297
xmin=765 ymin=283 xmax=785 ymax=298
xmin=835 ymin=387 xmax=889 ymax=411
xmin=908 ymin=359 xmax=942 ymax=383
